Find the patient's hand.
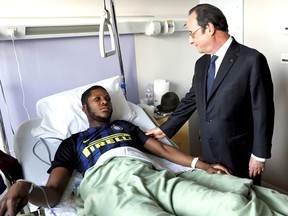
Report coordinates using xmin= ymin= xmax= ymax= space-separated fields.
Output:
xmin=0 ymin=150 xmax=24 ymax=184
xmin=210 ymin=164 xmax=232 ymax=175
xmin=196 ymin=160 xmax=231 ymax=175
xmin=0 ymin=181 xmax=30 ymax=216
xmin=145 ymin=127 xmax=166 ymax=139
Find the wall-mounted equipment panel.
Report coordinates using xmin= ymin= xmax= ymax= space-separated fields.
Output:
xmin=0 ymin=17 xmax=187 ymax=40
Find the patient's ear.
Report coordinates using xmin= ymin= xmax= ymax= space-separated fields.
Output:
xmin=82 ymin=105 xmax=87 ymax=114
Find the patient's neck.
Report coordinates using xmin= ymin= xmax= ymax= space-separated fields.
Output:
xmin=89 ymin=120 xmax=110 ymax=128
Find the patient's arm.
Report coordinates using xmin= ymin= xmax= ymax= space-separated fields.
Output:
xmin=143 ymin=137 xmax=231 ymax=175
xmin=0 ymin=167 xmax=70 ymax=216
xmin=29 ymin=167 xmax=71 ymax=207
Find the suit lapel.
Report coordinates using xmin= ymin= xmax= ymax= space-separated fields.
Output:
xmin=207 ymin=39 xmax=239 ymax=101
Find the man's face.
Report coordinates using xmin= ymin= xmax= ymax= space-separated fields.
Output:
xmin=187 ymin=12 xmax=212 ymax=54
xmin=83 ymin=88 xmax=113 ymax=123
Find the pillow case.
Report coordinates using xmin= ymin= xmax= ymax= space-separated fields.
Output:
xmin=31 ymin=76 xmax=136 ymax=139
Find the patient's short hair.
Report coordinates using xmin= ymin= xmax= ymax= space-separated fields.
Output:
xmin=81 ymin=85 xmax=108 ymax=105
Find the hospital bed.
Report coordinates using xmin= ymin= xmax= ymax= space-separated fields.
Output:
xmin=13 ymin=76 xmax=188 ymax=215
xmin=12 ymin=76 xmax=288 ymax=215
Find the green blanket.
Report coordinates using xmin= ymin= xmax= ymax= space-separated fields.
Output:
xmin=76 ymin=157 xmax=288 ymax=216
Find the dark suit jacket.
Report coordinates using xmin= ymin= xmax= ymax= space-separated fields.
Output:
xmin=160 ymin=38 xmax=274 ymax=178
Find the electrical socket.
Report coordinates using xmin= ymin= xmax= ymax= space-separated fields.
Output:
xmin=0 ymin=26 xmax=17 ymax=37
xmin=7 ymin=26 xmax=17 ymax=37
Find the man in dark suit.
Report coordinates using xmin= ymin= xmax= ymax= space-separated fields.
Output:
xmin=146 ymin=3 xmax=274 ymax=185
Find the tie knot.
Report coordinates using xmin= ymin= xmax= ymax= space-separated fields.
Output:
xmin=210 ymin=55 xmax=218 ymax=64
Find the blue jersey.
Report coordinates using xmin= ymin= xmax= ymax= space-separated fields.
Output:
xmin=48 ymin=120 xmax=149 ymax=176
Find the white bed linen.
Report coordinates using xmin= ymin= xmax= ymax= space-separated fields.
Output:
xmin=96 ymin=146 xmax=190 ymax=173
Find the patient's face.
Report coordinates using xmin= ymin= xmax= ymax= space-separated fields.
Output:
xmin=84 ymin=89 xmax=113 ymax=124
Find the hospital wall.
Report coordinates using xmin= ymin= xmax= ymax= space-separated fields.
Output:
xmin=0 ymin=0 xmax=287 ymax=194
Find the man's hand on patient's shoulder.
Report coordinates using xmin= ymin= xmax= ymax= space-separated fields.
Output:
xmin=145 ymin=127 xmax=166 ymax=139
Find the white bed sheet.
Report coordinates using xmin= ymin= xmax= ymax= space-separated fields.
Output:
xmin=13 ymin=102 xmax=188 ymax=215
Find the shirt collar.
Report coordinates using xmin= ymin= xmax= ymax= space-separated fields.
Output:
xmin=212 ymin=36 xmax=232 ymax=74
xmin=214 ymin=36 xmax=233 ymax=59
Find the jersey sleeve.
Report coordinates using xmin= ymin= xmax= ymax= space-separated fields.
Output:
xmin=121 ymin=120 xmax=150 ymax=147
xmin=47 ymin=136 xmax=78 ymax=175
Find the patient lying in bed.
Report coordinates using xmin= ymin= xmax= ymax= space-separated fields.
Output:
xmin=0 ymin=85 xmax=287 ymax=216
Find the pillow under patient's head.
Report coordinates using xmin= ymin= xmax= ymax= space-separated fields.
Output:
xmin=31 ymin=76 xmax=136 ymax=139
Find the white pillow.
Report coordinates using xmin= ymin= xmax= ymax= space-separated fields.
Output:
xmin=31 ymin=76 xmax=136 ymax=139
